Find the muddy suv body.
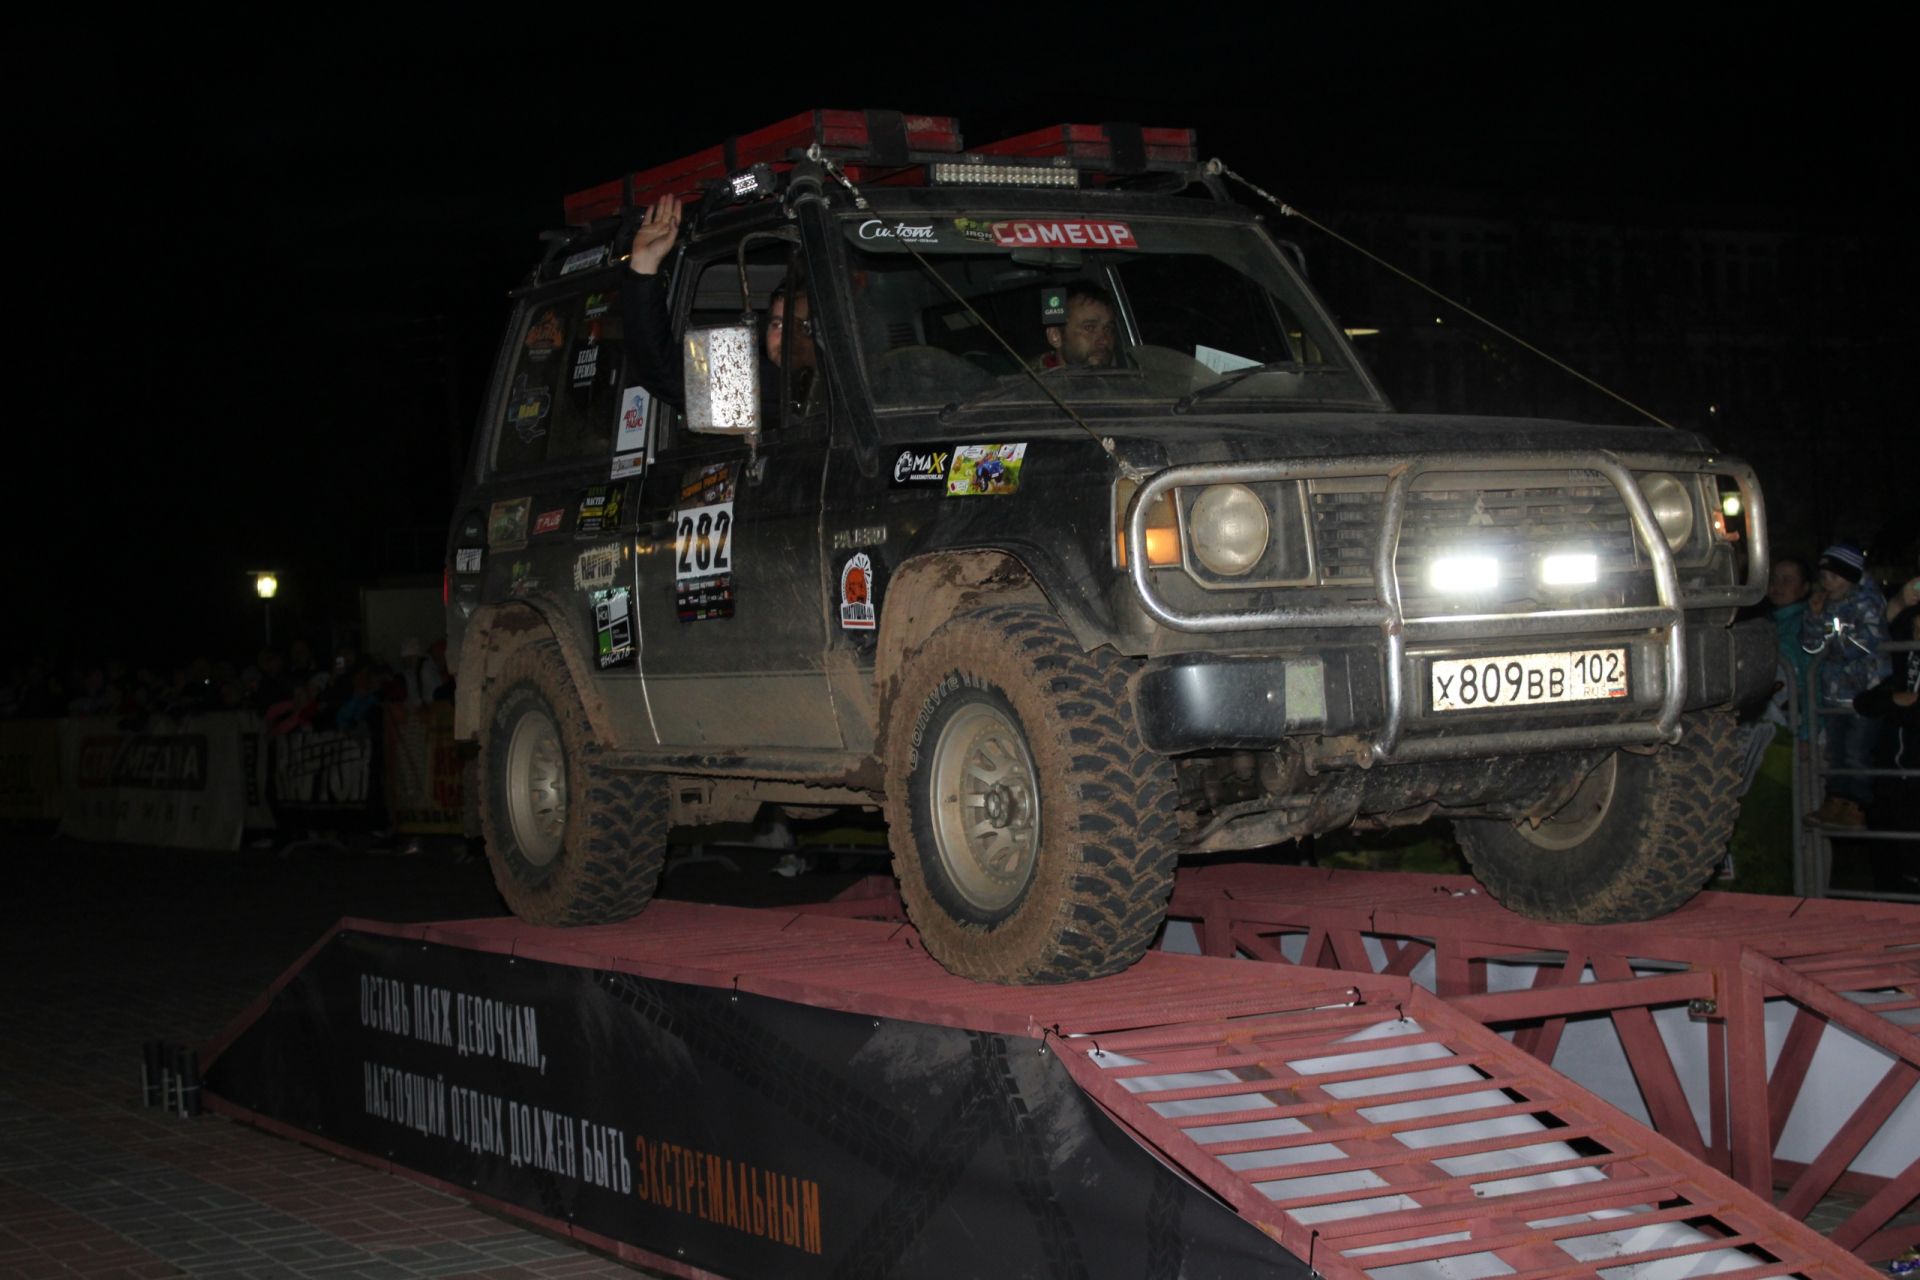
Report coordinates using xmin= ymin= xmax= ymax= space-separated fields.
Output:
xmin=447 ymin=112 xmax=1771 ymax=983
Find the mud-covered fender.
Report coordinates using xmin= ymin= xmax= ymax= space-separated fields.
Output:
xmin=452 ymin=598 xmax=611 ymax=745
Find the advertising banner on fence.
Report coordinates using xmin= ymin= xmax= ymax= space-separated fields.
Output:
xmin=0 ymin=719 xmax=62 ymax=822
xmin=57 ymin=712 xmax=270 ymax=850
xmin=272 ymin=729 xmax=379 ymax=830
xmin=207 ymin=930 xmax=1302 ymax=1279
xmin=384 ymin=703 xmax=463 ymax=833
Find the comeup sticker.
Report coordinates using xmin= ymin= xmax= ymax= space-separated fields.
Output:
xmin=946 ymin=443 xmax=1026 ymax=496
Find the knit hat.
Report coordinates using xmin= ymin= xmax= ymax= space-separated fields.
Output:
xmin=1817 ymin=542 xmax=1865 ymax=583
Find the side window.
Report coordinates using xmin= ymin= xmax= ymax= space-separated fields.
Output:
xmin=491 ymin=283 xmax=626 ymax=474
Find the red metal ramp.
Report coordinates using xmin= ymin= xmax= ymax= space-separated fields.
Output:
xmin=205 ymin=900 xmax=1869 ymax=1278
xmin=1160 ymin=864 xmax=1920 ymax=1262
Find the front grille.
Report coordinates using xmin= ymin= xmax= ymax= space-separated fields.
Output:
xmin=1311 ymin=478 xmax=1638 ymax=600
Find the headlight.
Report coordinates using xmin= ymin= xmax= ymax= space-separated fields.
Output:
xmin=1188 ymin=484 xmax=1270 ymax=577
xmin=1637 ymin=473 xmax=1694 ymax=551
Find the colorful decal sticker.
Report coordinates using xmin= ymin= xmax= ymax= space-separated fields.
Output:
xmin=560 ymin=245 xmax=608 ymax=276
xmin=487 ymin=498 xmax=530 ymax=549
xmin=890 ymin=447 xmax=952 ymax=488
xmin=508 ymin=561 xmax=539 ymax=596
xmin=946 ymin=443 xmax=1026 ymax=496
xmin=952 ymin=217 xmax=996 ymax=244
xmin=524 ymin=308 xmax=566 ymax=360
xmin=575 ymin=484 xmax=624 ymax=535
xmin=454 ymin=547 xmax=483 ymax=574
xmin=1041 ymin=287 xmax=1068 ymax=324
xmin=593 ymin=587 xmax=635 ymax=668
xmin=533 ymin=508 xmax=565 ymax=536
xmin=673 ymin=500 xmax=735 ymax=622
xmin=571 ymin=320 xmax=603 ymax=389
xmin=680 ymin=461 xmax=737 ymax=506
xmin=506 ymin=374 xmax=551 ymax=443
xmin=831 ymin=525 xmax=887 ymax=551
xmin=574 ymin=545 xmax=622 ymax=592
xmin=990 ymin=220 xmax=1137 ymax=250
xmin=855 ymin=218 xmax=938 ymax=244
xmin=610 ymin=453 xmax=645 ymax=482
xmin=617 ymin=386 xmax=651 ymax=455
xmin=584 ymin=291 xmax=611 ymax=318
xmin=839 ymin=553 xmax=877 ymax=631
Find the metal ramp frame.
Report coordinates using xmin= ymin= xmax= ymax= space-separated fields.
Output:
xmin=1145 ymin=863 xmax=1920 ymax=1264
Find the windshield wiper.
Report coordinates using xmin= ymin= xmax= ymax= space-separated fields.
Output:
xmin=1174 ymin=360 xmax=1327 ymax=413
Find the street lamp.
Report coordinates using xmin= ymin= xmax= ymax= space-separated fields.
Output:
xmin=252 ymin=571 xmax=279 ymax=647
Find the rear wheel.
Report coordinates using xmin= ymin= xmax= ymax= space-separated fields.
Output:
xmin=1454 ymin=710 xmax=1742 ymax=923
xmin=479 ymin=639 xmax=667 ymax=926
xmin=884 ymin=605 xmax=1178 ymax=983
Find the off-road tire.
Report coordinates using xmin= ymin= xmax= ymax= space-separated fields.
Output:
xmin=883 ymin=604 xmax=1178 ymax=984
xmin=479 ymin=638 xmax=667 ymax=926
xmin=1454 ymin=709 xmax=1743 ymax=923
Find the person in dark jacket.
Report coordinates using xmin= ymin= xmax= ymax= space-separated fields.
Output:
xmin=1802 ymin=543 xmax=1889 ymax=826
xmin=1855 ymin=603 xmax=1920 ymax=888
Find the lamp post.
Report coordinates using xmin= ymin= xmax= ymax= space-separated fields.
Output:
xmin=253 ymin=571 xmax=279 ymax=648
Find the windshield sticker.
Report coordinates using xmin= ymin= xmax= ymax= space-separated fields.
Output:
xmin=584 ymin=291 xmax=611 ymax=318
xmin=575 ymin=545 xmax=621 ymax=593
xmin=560 ymin=245 xmax=609 ymax=275
xmin=681 ymin=461 xmax=737 ymax=506
xmin=593 ymin=587 xmax=635 ymax=668
xmin=617 ymin=385 xmax=650 ymax=454
xmin=610 ymin=452 xmax=645 ymax=482
xmin=946 ymin=443 xmax=1026 ymax=496
xmin=891 ymin=447 xmax=953 ymax=488
xmin=533 ymin=508 xmax=565 ymax=536
xmin=506 ymin=375 xmax=551 ymax=443
xmin=952 ymin=217 xmax=996 ymax=244
xmin=575 ymin=484 xmax=624 ymax=535
xmin=991 ymin=220 xmax=1137 ymax=250
xmin=856 ymin=218 xmax=939 ymax=244
xmin=839 ymin=553 xmax=878 ymax=631
xmin=488 ymin=498 xmax=530 ymax=549
xmin=571 ymin=322 xmax=603 ymax=389
xmin=1194 ymin=343 xmax=1262 ymax=375
xmin=455 ymin=547 xmax=483 ymax=574
xmin=524 ymin=308 xmax=566 ymax=359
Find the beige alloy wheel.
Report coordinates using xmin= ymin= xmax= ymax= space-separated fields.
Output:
xmin=504 ymin=705 xmax=567 ymax=867
xmin=927 ymin=700 xmax=1042 ymax=913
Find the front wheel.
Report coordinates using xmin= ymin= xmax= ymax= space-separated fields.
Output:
xmin=884 ymin=605 xmax=1178 ymax=984
xmin=478 ymin=638 xmax=668 ymax=927
xmin=1453 ymin=710 xmax=1743 ymax=923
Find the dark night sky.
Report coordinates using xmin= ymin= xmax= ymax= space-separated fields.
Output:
xmin=14 ymin=14 xmax=1913 ymax=664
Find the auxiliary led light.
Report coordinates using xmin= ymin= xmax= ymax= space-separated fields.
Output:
xmin=1541 ymin=553 xmax=1599 ymax=586
xmin=1430 ymin=555 xmax=1499 ymax=593
xmin=1721 ymin=492 xmax=1742 ymax=518
xmin=930 ymin=161 xmax=1080 ymax=187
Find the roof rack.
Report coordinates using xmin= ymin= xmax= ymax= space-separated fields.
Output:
xmin=973 ymin=122 xmax=1199 ymax=174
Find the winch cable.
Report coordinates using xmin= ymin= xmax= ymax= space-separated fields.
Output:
xmin=1212 ymin=160 xmax=1678 ymax=432
xmin=809 ymin=146 xmax=1144 ymax=482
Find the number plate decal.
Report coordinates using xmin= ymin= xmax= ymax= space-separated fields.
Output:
xmin=1430 ymin=648 xmax=1628 ymax=712
xmin=672 ymin=502 xmax=735 ymax=581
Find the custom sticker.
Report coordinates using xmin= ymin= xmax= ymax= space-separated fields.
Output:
xmin=570 ymin=322 xmax=603 ymax=389
xmin=673 ymin=500 xmax=735 ymax=622
xmin=839 ymin=554 xmax=877 ymax=631
xmin=533 ymin=508 xmax=565 ymax=536
xmin=946 ymin=443 xmax=1026 ymax=496
xmin=593 ymin=587 xmax=635 ymax=667
xmin=617 ymin=386 xmax=650 ymax=455
xmin=574 ymin=545 xmax=621 ymax=592
xmin=505 ymin=374 xmax=551 ymax=443
xmin=584 ymin=291 xmax=611 ymax=318
xmin=575 ymin=484 xmax=624 ymax=535
xmin=890 ymin=446 xmax=952 ymax=488
xmin=991 ymin=220 xmax=1138 ymax=250
xmin=488 ymin=498 xmax=530 ymax=549
xmin=610 ymin=453 xmax=645 ymax=482
xmin=680 ymin=461 xmax=737 ymax=506
xmin=508 ymin=561 xmax=539 ymax=596
xmin=524 ymin=308 xmax=566 ymax=359
xmin=855 ymin=218 xmax=939 ymax=244
xmin=831 ymin=525 xmax=887 ymax=551
xmin=454 ymin=547 xmax=483 ymax=574
xmin=560 ymin=245 xmax=608 ymax=275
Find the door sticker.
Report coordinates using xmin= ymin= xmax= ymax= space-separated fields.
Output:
xmin=673 ymin=500 xmax=735 ymax=621
xmin=593 ymin=587 xmax=635 ymax=668
xmin=533 ymin=508 xmax=565 ymax=536
xmin=946 ymin=443 xmax=1026 ymax=496
xmin=488 ymin=498 xmax=530 ymax=549
xmin=890 ymin=447 xmax=952 ymax=488
xmin=616 ymin=386 xmax=650 ymax=455
xmin=574 ymin=546 xmax=621 ymax=592
xmin=455 ymin=547 xmax=483 ymax=574
xmin=839 ymin=553 xmax=876 ymax=631
xmin=575 ymin=484 xmax=624 ymax=535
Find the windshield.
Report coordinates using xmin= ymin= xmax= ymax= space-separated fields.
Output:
xmin=840 ymin=212 xmax=1381 ymax=413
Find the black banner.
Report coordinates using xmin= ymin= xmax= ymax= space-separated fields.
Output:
xmin=206 ymin=930 xmax=1305 ymax=1279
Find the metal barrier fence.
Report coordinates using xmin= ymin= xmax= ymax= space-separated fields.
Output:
xmin=1793 ymin=637 xmax=1919 ymax=901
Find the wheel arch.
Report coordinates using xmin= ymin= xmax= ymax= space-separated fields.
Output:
xmin=453 ymin=600 xmax=611 ymax=745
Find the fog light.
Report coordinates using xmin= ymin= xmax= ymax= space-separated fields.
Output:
xmin=1430 ymin=555 xmax=1499 ymax=593
xmin=1541 ymin=553 xmax=1598 ymax=586
xmin=1721 ymin=492 xmax=1742 ymax=518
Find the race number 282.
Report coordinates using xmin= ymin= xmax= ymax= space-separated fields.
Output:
xmin=673 ymin=501 xmax=733 ymax=580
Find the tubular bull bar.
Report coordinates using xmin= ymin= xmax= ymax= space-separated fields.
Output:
xmin=1123 ymin=450 xmax=1768 ymax=763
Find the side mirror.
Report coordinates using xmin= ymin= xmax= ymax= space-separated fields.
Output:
xmin=683 ymin=324 xmax=761 ymax=436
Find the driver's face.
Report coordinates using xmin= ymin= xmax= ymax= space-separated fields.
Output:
xmin=767 ymin=293 xmax=815 ymax=369
xmin=1048 ymin=296 xmax=1116 ymax=368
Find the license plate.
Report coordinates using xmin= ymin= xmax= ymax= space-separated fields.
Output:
xmin=1430 ymin=649 xmax=1628 ymax=712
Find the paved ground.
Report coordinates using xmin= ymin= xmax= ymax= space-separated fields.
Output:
xmin=0 ymin=832 xmax=864 ymax=1279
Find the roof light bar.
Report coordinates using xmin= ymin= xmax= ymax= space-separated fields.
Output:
xmin=930 ymin=161 xmax=1080 ymax=188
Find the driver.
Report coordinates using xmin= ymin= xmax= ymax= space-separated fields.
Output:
xmin=1036 ymin=281 xmax=1118 ymax=369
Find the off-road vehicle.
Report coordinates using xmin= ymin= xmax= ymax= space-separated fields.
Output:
xmin=447 ymin=109 xmax=1771 ymax=984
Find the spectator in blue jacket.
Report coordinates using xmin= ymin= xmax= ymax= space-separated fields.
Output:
xmin=1801 ymin=542 xmax=1890 ymax=826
